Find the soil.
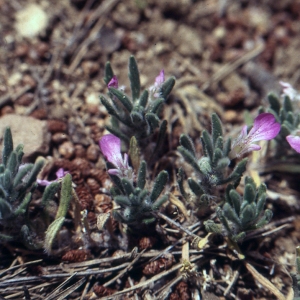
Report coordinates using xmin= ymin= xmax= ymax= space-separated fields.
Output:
xmin=0 ymin=0 xmax=300 ymax=299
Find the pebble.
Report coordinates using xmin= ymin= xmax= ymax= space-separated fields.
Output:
xmin=86 ymin=144 xmax=100 ymax=162
xmin=15 ymin=4 xmax=48 ymax=38
xmin=173 ymin=25 xmax=203 ymax=56
xmin=52 ymin=132 xmax=68 ymax=144
xmin=224 ymin=110 xmax=242 ymax=123
xmin=15 ymin=93 xmax=34 ymax=106
xmin=58 ymin=141 xmax=75 ymax=159
xmin=112 ymin=3 xmax=140 ymax=29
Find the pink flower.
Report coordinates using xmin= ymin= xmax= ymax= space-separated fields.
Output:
xmin=279 ymin=81 xmax=300 ymax=101
xmin=286 ymin=133 xmax=300 ymax=153
xmin=99 ymin=134 xmax=133 ymax=178
xmin=108 ymin=76 xmax=118 ymax=89
xmin=149 ymin=70 xmax=165 ymax=98
xmin=155 ymin=70 xmax=165 ymax=86
xmin=37 ymin=168 xmax=68 ymax=186
xmin=229 ymin=113 xmax=281 ymax=159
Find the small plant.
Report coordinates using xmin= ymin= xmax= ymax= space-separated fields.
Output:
xmin=99 ymin=134 xmax=168 ymax=226
xmin=204 ymin=176 xmax=272 ymax=242
xmin=112 ymin=161 xmax=169 ymax=226
xmin=177 ymin=113 xmax=247 ymax=205
xmin=0 ymin=127 xmax=44 ymax=242
xmin=100 ymin=56 xmax=175 ymax=146
xmin=177 ymin=113 xmax=280 ymax=209
xmin=0 ymin=127 xmax=74 ymax=252
xmin=267 ymin=87 xmax=300 ymax=154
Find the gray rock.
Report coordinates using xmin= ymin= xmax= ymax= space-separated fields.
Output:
xmin=0 ymin=114 xmax=50 ymax=160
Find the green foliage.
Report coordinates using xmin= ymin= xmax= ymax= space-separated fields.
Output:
xmin=44 ymin=174 xmax=73 ymax=254
xmin=177 ymin=114 xmax=247 ymax=205
xmin=0 ymin=128 xmax=73 ymax=252
xmin=0 ymin=127 xmax=52 ymax=247
xmin=204 ymin=176 xmax=272 ymax=243
xmin=111 ymin=160 xmax=169 ymax=226
xmin=100 ymin=56 xmax=175 ymax=143
xmin=266 ymin=93 xmax=300 ymax=149
xmin=0 ymin=127 xmax=44 ymax=224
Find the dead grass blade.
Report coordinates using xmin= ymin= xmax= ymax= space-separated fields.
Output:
xmin=244 ymin=262 xmax=286 ymax=300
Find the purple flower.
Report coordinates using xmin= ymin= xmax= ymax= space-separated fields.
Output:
xmin=108 ymin=75 xmax=118 ymax=89
xmin=99 ymin=134 xmax=133 ymax=179
xmin=37 ymin=168 xmax=68 ymax=186
xmin=286 ymin=133 xmax=300 ymax=153
xmin=155 ymin=70 xmax=165 ymax=86
xmin=149 ymin=70 xmax=165 ymax=98
xmin=279 ymin=81 xmax=300 ymax=101
xmin=229 ymin=113 xmax=281 ymax=159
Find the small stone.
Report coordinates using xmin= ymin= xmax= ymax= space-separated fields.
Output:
xmin=222 ymin=72 xmax=247 ymax=93
xmin=58 ymin=141 xmax=75 ymax=159
xmin=15 ymin=93 xmax=34 ymax=106
xmin=1 ymin=106 xmax=14 ymax=115
xmin=246 ymin=7 xmax=271 ymax=35
xmin=15 ymin=43 xmax=29 ymax=58
xmin=112 ymin=249 xmax=126 ymax=259
xmin=85 ymin=93 xmax=99 ymax=105
xmin=86 ymin=104 xmax=99 ymax=115
xmin=22 ymin=74 xmax=37 ymax=88
xmin=15 ymin=4 xmax=49 ymax=38
xmin=81 ymin=61 xmax=100 ymax=76
xmin=30 ymin=108 xmax=47 ymax=120
xmin=213 ymin=26 xmax=227 ymax=40
xmin=173 ymin=25 xmax=203 ymax=56
xmin=220 ymin=72 xmax=249 ymax=107
xmin=74 ymin=144 xmax=86 ymax=158
xmin=34 ymin=42 xmax=50 ymax=58
xmin=86 ymin=178 xmax=101 ymax=195
xmin=86 ymin=144 xmax=100 ymax=162
xmin=52 ymin=132 xmax=68 ymax=144
xmin=47 ymin=120 xmax=67 ymax=133
xmin=98 ymin=26 xmax=122 ymax=53
xmin=0 ymin=114 xmax=50 ymax=160
xmin=8 ymin=73 xmax=22 ymax=86
xmin=112 ymin=3 xmax=140 ymax=30
xmin=224 ymin=110 xmax=241 ymax=123
xmin=72 ymin=158 xmax=91 ymax=173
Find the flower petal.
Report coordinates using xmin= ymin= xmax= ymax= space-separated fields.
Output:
xmin=108 ymin=169 xmax=121 ymax=176
xmin=246 ymin=144 xmax=261 ymax=152
xmin=279 ymin=81 xmax=298 ymax=100
xmin=37 ymin=179 xmax=52 ymax=186
xmin=286 ymin=135 xmax=300 ymax=153
xmin=248 ymin=113 xmax=281 ymax=142
xmin=238 ymin=125 xmax=248 ymax=140
xmin=108 ymin=76 xmax=118 ymax=89
xmin=99 ymin=134 xmax=123 ymax=166
xmin=56 ymin=168 xmax=67 ymax=179
xmin=155 ymin=70 xmax=165 ymax=86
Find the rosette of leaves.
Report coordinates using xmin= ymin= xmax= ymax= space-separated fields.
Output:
xmin=110 ymin=160 xmax=169 ymax=226
xmin=0 ymin=127 xmax=44 ymax=242
xmin=100 ymin=56 xmax=175 ymax=144
xmin=204 ymin=176 xmax=272 ymax=243
xmin=177 ymin=114 xmax=247 ymax=206
xmin=267 ymin=93 xmax=300 ymax=148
